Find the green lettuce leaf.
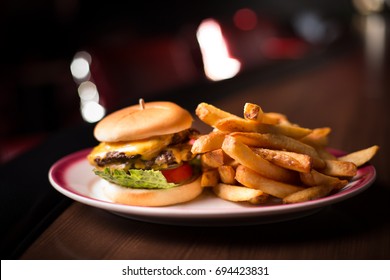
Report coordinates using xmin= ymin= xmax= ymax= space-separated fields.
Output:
xmin=94 ymin=168 xmax=177 ymax=189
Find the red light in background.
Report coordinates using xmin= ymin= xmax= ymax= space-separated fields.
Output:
xmin=260 ymin=38 xmax=308 ymax=59
xmin=233 ymin=8 xmax=258 ymax=31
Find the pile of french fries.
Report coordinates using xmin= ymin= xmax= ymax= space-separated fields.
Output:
xmin=191 ymin=102 xmax=379 ymax=204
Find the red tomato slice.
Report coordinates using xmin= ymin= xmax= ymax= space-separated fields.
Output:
xmin=161 ymin=163 xmax=193 ymax=184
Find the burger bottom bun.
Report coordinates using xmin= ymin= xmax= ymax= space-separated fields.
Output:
xmin=102 ymin=177 xmax=202 ymax=207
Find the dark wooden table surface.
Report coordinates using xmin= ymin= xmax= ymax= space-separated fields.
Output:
xmin=8 ymin=16 xmax=390 ymax=260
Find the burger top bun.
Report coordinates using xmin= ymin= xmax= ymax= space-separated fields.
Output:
xmin=94 ymin=101 xmax=193 ymax=142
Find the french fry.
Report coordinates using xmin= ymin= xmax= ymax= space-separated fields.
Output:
xmin=215 ymin=117 xmax=312 ymax=139
xmin=222 ymin=135 xmax=298 ymax=183
xmin=235 ymin=165 xmax=304 ymax=198
xmin=320 ymin=160 xmax=357 ymax=177
xmin=218 ymin=165 xmax=237 ymax=185
xmin=191 ymin=131 xmax=226 ymax=154
xmin=201 ymin=149 xmax=225 ymax=168
xmin=213 ymin=183 xmax=265 ymax=203
xmin=195 ymin=102 xmax=240 ymax=127
xmin=200 ymin=169 xmax=219 ymax=187
xmin=300 ymin=127 xmax=331 ymax=147
xmin=243 ymin=102 xmax=263 ymax=121
xmin=231 ymin=132 xmax=325 ymax=169
xmin=316 ymin=147 xmax=337 ymax=160
xmin=265 ymin=112 xmax=291 ymax=125
xmin=338 ymin=145 xmax=379 ymax=167
xmin=243 ymin=102 xmax=279 ymax=124
xmin=300 ymin=169 xmax=349 ymax=190
xmin=252 ymin=148 xmax=312 ymax=173
xmin=248 ymin=193 xmax=270 ymax=204
xmin=283 ymin=185 xmax=334 ymax=204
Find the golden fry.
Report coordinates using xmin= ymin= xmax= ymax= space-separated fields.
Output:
xmin=248 ymin=193 xmax=270 ymax=204
xmin=283 ymin=185 xmax=334 ymax=204
xmin=300 ymin=127 xmax=331 ymax=147
xmin=222 ymin=135 xmax=298 ymax=183
xmin=191 ymin=131 xmax=226 ymax=154
xmin=243 ymin=102 xmax=263 ymax=121
xmin=201 ymin=149 xmax=225 ymax=168
xmin=200 ymin=169 xmax=220 ymax=187
xmin=320 ymin=160 xmax=357 ymax=177
xmin=215 ymin=118 xmax=312 ymax=139
xmin=253 ymin=148 xmax=312 ymax=173
xmin=218 ymin=165 xmax=237 ymax=185
xmin=231 ymin=132 xmax=325 ymax=169
xmin=300 ymin=169 xmax=348 ymax=190
xmin=316 ymin=147 xmax=337 ymax=160
xmin=213 ymin=183 xmax=265 ymax=203
xmin=338 ymin=145 xmax=379 ymax=167
xmin=243 ymin=102 xmax=279 ymax=124
xmin=235 ymin=165 xmax=304 ymax=198
xmin=195 ymin=102 xmax=240 ymax=127
xmin=264 ymin=112 xmax=291 ymax=125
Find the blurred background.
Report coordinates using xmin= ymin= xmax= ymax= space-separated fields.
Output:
xmin=1 ymin=0 xmax=389 ymax=164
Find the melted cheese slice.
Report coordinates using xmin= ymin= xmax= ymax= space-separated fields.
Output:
xmin=88 ymin=134 xmax=174 ymax=164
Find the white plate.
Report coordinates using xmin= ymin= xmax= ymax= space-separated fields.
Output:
xmin=49 ymin=148 xmax=376 ymax=226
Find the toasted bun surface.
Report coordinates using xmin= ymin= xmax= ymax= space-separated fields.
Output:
xmin=102 ymin=177 xmax=202 ymax=206
xmin=94 ymin=101 xmax=193 ymax=142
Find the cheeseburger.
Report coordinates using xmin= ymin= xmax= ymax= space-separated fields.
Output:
xmin=87 ymin=100 xmax=202 ymax=206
